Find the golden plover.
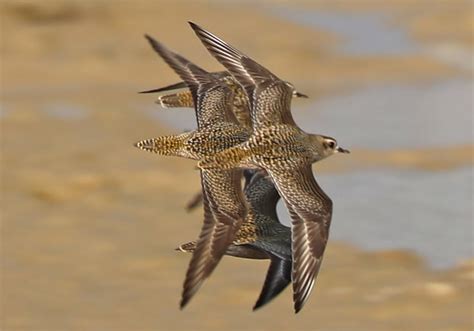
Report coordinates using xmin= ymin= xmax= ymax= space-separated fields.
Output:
xmin=189 ymin=22 xmax=349 ymax=313
xmin=177 ymin=170 xmax=291 ymax=310
xmin=140 ymin=71 xmax=308 ymax=129
xmin=134 ymin=35 xmax=250 ymax=308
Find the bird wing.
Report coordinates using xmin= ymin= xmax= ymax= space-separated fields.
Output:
xmin=180 ymin=169 xmax=247 ymax=308
xmin=244 ymin=171 xmax=281 ymax=223
xmin=232 ymin=170 xmax=287 ymax=246
xmin=268 ymin=164 xmax=333 ymax=313
xmin=189 ymin=22 xmax=296 ymax=128
xmin=253 ymin=255 xmax=292 ymax=310
xmin=139 ymin=81 xmax=187 ymax=94
xmin=144 ymin=35 xmax=237 ymax=128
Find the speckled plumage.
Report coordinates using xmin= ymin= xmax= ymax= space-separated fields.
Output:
xmin=141 ymin=66 xmax=307 ymax=213
xmin=159 ymin=90 xmax=194 ymax=109
xmin=134 ymin=35 xmax=251 ymax=309
xmin=141 ymin=71 xmax=252 ymax=127
xmin=190 ymin=22 xmax=349 ymax=313
xmin=141 ymin=71 xmax=308 ymax=129
xmin=178 ymin=170 xmax=292 ymax=310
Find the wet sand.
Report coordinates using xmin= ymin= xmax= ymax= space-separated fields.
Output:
xmin=1 ymin=1 xmax=473 ymax=330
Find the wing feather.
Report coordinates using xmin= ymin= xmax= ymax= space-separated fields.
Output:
xmin=268 ymin=165 xmax=332 ymax=313
xmin=189 ymin=22 xmax=296 ymax=127
xmin=253 ymin=255 xmax=291 ymax=310
xmin=144 ymin=35 xmax=235 ymax=128
xmin=180 ymin=169 xmax=247 ymax=308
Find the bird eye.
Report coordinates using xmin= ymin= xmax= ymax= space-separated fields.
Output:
xmin=327 ymin=141 xmax=336 ymax=149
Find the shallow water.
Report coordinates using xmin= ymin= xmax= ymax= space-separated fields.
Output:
xmin=148 ymin=98 xmax=473 ymax=268
xmin=147 ymin=75 xmax=473 ymax=268
xmin=278 ymin=166 xmax=473 ymax=268
xmin=295 ymin=79 xmax=474 ymax=149
xmin=149 ymin=79 xmax=473 ymax=151
xmin=269 ymin=7 xmax=418 ymax=56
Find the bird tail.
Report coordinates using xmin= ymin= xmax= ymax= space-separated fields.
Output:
xmin=158 ymin=91 xmax=194 ymax=108
xmin=176 ymin=241 xmax=197 ymax=253
xmin=134 ymin=132 xmax=191 ymax=157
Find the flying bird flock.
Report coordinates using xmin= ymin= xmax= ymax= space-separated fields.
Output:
xmin=135 ymin=22 xmax=349 ymax=313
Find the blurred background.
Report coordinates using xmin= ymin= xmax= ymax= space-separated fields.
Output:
xmin=1 ymin=1 xmax=472 ymax=330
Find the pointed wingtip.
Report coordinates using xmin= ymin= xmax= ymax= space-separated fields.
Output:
xmin=179 ymin=295 xmax=191 ymax=310
xmin=188 ymin=21 xmax=199 ymax=30
xmin=144 ymin=33 xmax=153 ymax=43
xmin=143 ymin=34 xmax=166 ymax=55
xmin=188 ymin=21 xmax=206 ymax=37
xmin=293 ymin=288 xmax=311 ymax=314
xmin=138 ymin=88 xmax=159 ymax=94
xmin=295 ymin=92 xmax=309 ymax=98
xmin=144 ymin=34 xmax=157 ymax=46
xmin=252 ymin=289 xmax=272 ymax=312
xmin=252 ymin=301 xmax=264 ymax=312
xmin=179 ymin=300 xmax=186 ymax=310
xmin=294 ymin=302 xmax=303 ymax=314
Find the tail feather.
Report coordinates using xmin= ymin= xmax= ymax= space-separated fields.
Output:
xmin=158 ymin=91 xmax=194 ymax=108
xmin=176 ymin=241 xmax=197 ymax=253
xmin=134 ymin=132 xmax=192 ymax=157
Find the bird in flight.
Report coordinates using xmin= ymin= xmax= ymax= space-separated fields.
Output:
xmin=134 ymin=35 xmax=250 ymax=309
xmin=140 ymin=71 xmax=308 ymax=129
xmin=177 ymin=169 xmax=292 ymax=310
xmin=189 ymin=22 xmax=349 ymax=313
xmin=140 ymin=70 xmax=308 ymax=214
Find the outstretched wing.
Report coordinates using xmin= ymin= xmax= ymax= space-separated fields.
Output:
xmin=139 ymin=71 xmax=230 ymax=95
xmin=180 ymin=169 xmax=247 ymax=308
xmin=244 ymin=171 xmax=280 ymax=222
xmin=144 ymin=35 xmax=236 ymax=128
xmin=253 ymin=255 xmax=291 ymax=310
xmin=268 ymin=165 xmax=333 ymax=313
xmin=189 ymin=22 xmax=296 ymax=128
xmin=139 ymin=81 xmax=187 ymax=94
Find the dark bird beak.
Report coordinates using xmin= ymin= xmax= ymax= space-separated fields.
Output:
xmin=294 ymin=91 xmax=309 ymax=98
xmin=337 ymin=147 xmax=350 ymax=154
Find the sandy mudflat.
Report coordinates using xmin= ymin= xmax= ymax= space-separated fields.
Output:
xmin=1 ymin=1 xmax=472 ymax=330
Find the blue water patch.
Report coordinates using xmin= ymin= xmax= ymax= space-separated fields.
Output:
xmin=277 ymin=166 xmax=473 ymax=268
xmin=269 ymin=7 xmax=418 ymax=56
xmin=294 ymin=79 xmax=474 ymax=149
